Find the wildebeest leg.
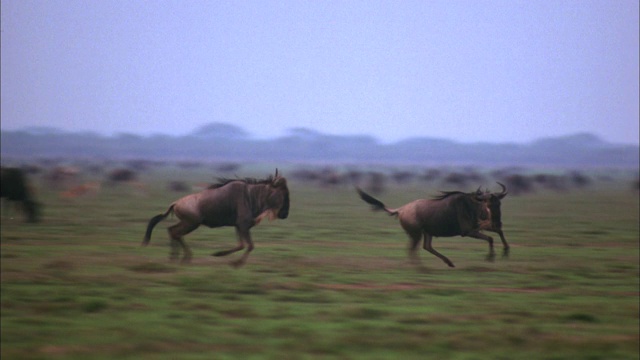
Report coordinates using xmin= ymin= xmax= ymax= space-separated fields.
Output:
xmin=0 ymin=199 xmax=8 ymax=218
xmin=468 ymin=231 xmax=495 ymax=262
xmin=230 ymin=228 xmax=254 ymax=268
xmin=167 ymin=221 xmax=198 ymax=263
xmin=212 ymin=228 xmax=245 ymax=257
xmin=23 ymin=200 xmax=39 ymax=223
xmin=498 ymin=230 xmax=509 ymax=258
xmin=169 ymin=239 xmax=181 ymax=262
xmin=423 ymin=233 xmax=455 ymax=268
xmin=492 ymin=229 xmax=509 ymax=258
xmin=407 ymin=230 xmax=422 ymax=265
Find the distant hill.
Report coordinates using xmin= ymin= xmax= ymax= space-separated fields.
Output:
xmin=189 ymin=122 xmax=249 ymax=139
xmin=1 ymin=124 xmax=638 ymax=168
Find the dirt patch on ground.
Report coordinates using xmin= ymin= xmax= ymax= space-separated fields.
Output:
xmin=315 ymin=283 xmax=639 ymax=297
xmin=486 ymin=287 xmax=557 ymax=294
xmin=317 ymin=282 xmax=426 ymax=291
xmin=316 ymin=282 xmax=563 ymax=294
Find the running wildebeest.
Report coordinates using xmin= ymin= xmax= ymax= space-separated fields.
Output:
xmin=478 ymin=182 xmax=510 ymax=257
xmin=356 ymin=186 xmax=495 ymax=268
xmin=1 ymin=167 xmax=41 ymax=222
xmin=143 ymin=170 xmax=290 ymax=267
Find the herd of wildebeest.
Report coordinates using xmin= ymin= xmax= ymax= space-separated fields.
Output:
xmin=2 ymin=159 xmax=639 ymax=267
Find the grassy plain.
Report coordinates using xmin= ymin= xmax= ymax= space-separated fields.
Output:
xmin=1 ymin=166 xmax=639 ymax=359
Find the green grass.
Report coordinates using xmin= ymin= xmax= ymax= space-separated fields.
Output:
xmin=1 ymin=169 xmax=638 ymax=359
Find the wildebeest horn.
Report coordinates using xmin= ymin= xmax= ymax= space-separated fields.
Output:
xmin=495 ymin=182 xmax=508 ymax=198
xmin=473 ymin=186 xmax=488 ymax=201
xmin=273 ymin=169 xmax=286 ymax=187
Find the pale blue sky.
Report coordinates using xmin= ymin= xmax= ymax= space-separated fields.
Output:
xmin=1 ymin=0 xmax=638 ymax=144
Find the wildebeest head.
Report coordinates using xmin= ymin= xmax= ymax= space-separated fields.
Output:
xmin=471 ymin=188 xmax=491 ymax=221
xmin=270 ymin=169 xmax=290 ymax=219
xmin=483 ymin=182 xmax=507 ymax=226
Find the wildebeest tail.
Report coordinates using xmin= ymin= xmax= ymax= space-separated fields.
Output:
xmin=356 ymin=187 xmax=398 ymax=216
xmin=142 ymin=204 xmax=175 ymax=246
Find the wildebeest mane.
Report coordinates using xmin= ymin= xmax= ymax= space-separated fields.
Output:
xmin=208 ymin=176 xmax=275 ymax=189
xmin=431 ymin=191 xmax=467 ymax=200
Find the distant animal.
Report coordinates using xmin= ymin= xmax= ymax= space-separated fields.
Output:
xmin=477 ymin=183 xmax=510 ymax=257
xmin=107 ymin=168 xmax=137 ymax=183
xmin=356 ymin=186 xmax=494 ymax=267
xmin=167 ymin=181 xmax=190 ymax=193
xmin=60 ymin=182 xmax=101 ymax=199
xmin=46 ymin=166 xmax=80 ymax=189
xmin=501 ymin=174 xmax=533 ymax=195
xmin=143 ymin=170 xmax=290 ymax=267
xmin=1 ymin=167 xmax=41 ymax=222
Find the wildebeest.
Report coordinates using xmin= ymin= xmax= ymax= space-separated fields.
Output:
xmin=500 ymin=174 xmax=534 ymax=195
xmin=60 ymin=182 xmax=101 ymax=199
xmin=1 ymin=167 xmax=41 ymax=222
xmin=143 ymin=170 xmax=290 ymax=267
xmin=477 ymin=183 xmax=510 ymax=257
xmin=46 ymin=166 xmax=80 ymax=189
xmin=107 ymin=168 xmax=137 ymax=183
xmin=356 ymin=186 xmax=495 ymax=268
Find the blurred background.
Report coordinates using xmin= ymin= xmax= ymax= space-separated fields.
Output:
xmin=2 ymin=0 xmax=638 ymax=147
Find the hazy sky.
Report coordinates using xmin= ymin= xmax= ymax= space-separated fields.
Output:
xmin=1 ymin=0 xmax=638 ymax=144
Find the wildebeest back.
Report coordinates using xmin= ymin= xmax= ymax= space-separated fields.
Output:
xmin=399 ymin=196 xmax=482 ymax=237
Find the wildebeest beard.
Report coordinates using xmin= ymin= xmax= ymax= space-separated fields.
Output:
xmin=278 ymin=191 xmax=290 ymax=219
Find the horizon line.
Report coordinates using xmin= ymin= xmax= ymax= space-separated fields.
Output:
xmin=1 ymin=125 xmax=638 ymax=147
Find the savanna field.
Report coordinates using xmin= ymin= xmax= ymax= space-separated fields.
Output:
xmin=1 ymin=163 xmax=639 ymax=360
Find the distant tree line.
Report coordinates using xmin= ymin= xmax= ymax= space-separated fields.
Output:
xmin=1 ymin=124 xmax=638 ymax=168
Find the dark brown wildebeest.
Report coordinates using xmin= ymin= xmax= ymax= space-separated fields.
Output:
xmin=143 ymin=170 xmax=290 ymax=267
xmin=107 ymin=168 xmax=137 ymax=183
xmin=1 ymin=167 xmax=41 ymax=222
xmin=478 ymin=183 xmax=510 ymax=258
xmin=356 ymin=186 xmax=494 ymax=268
xmin=501 ymin=174 xmax=534 ymax=195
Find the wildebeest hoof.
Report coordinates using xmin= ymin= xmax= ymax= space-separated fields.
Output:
xmin=212 ymin=251 xmax=225 ymax=257
xmin=486 ymin=254 xmax=496 ymax=262
xmin=180 ymin=258 xmax=192 ymax=264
